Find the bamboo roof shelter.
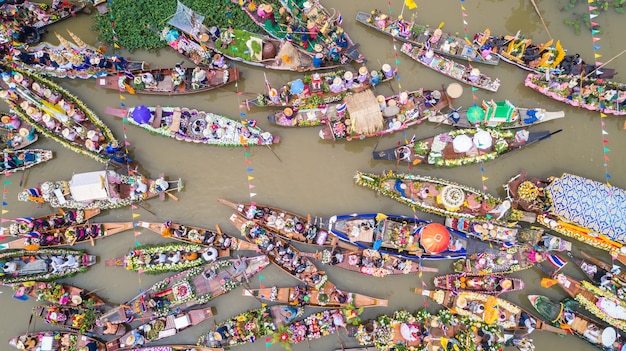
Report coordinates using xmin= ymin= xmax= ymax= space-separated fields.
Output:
xmin=346 ymin=89 xmax=383 ymax=135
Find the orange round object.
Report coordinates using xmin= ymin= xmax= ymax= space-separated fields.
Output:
xmin=420 ymin=223 xmax=451 ymax=254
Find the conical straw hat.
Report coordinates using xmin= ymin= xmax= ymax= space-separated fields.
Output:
xmin=66 ymin=29 xmax=87 ymax=48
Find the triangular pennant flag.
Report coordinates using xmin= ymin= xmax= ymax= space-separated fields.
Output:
xmin=3 ymin=180 xmax=10 ymax=185
xmin=131 ymin=205 xmax=138 ymax=209
xmin=247 ymin=168 xmax=253 ymax=172
xmin=245 ymin=159 xmax=252 ymax=164
xmin=133 ymin=213 xmax=140 ymax=218
xmin=589 ymin=5 xmax=596 ymax=10
xmin=594 ymin=53 xmax=602 ymax=58
xmin=259 ymin=275 xmax=265 ymax=280
xmin=590 ymin=13 xmax=598 ymax=19
xmin=2 ymin=209 xmax=8 ymax=214
xmin=250 ymin=193 xmax=257 ymax=197
xmin=135 ymin=241 xmax=141 ymax=247
xmin=1 ymin=218 xmax=9 ymax=223
xmin=604 ymin=155 xmax=610 ymax=161
xmin=482 ymin=186 xmax=488 ymax=191
xmin=125 ymin=141 xmax=131 ymax=146
xmin=463 ymin=20 xmax=468 ymax=25
xmin=134 ymin=231 xmax=142 ymax=236
xmin=601 ymin=113 xmax=607 ymax=118
xmin=592 ymin=29 xmax=600 ymax=34
xmin=247 ymin=176 xmax=254 ymax=181
xmin=461 ymin=5 xmax=465 ymax=10
xmin=595 ymin=61 xmax=604 ymax=66
xmin=2 ymin=201 xmax=6 ymax=206
xmin=594 ymin=45 xmax=601 ymax=50
xmin=244 ymin=151 xmax=250 ymax=157
xmin=119 ymin=95 xmax=125 ymax=100
xmin=471 ymin=87 xmax=479 ymax=91
xmin=602 ymin=130 xmax=609 ymax=135
xmin=593 ymin=37 xmax=601 ymax=42
xmin=604 ymin=147 xmax=610 ymax=152
xmin=248 ymin=184 xmax=255 ymax=189
xmin=462 ymin=12 xmax=468 ymax=17
xmin=606 ymin=173 xmax=612 ymax=179
xmin=603 ymin=139 xmax=609 ymax=144
xmin=481 ymin=176 xmax=488 ymax=181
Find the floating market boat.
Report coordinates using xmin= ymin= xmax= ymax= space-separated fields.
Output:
xmin=1 ymin=208 xmax=100 ymax=238
xmin=0 ymin=221 xmax=134 ymax=250
xmin=1 ymin=1 xmax=85 ymax=29
xmin=0 ymin=248 xmax=95 ymax=285
xmin=327 ymin=213 xmax=468 ymax=260
xmin=301 ymin=247 xmax=439 ymax=278
xmin=417 ymin=288 xmax=566 ymax=334
xmin=106 ymin=307 xmax=214 ymax=350
xmin=113 ymin=346 xmax=222 ymax=351
xmin=96 ymin=256 xmax=269 ymax=325
xmin=18 ymin=170 xmax=182 ymax=210
xmin=137 ymin=220 xmax=257 ymax=251
xmin=105 ymin=242 xmax=229 ymax=274
xmin=373 ymin=128 xmax=559 ymax=167
xmin=279 ymin=308 xmax=348 ymax=347
xmin=566 ymin=250 xmax=626 ymax=299
xmin=160 ymin=27 xmax=214 ymax=67
xmin=433 ymin=273 xmax=524 ymax=294
xmin=105 ymin=105 xmax=278 ymax=146
xmin=0 ymin=66 xmax=129 ymax=164
xmin=524 ymin=73 xmax=626 ymax=116
xmin=0 ymin=112 xmax=39 ymax=149
xmin=11 ymin=281 xmax=105 ymax=307
xmin=401 ymin=42 xmax=501 ymax=92
xmin=218 ymin=198 xmax=335 ymax=247
xmin=354 ymin=171 xmax=525 ymax=223
xmin=0 ymin=148 xmax=52 ymax=175
xmin=356 ymin=10 xmax=499 ymax=65
xmin=32 ymin=304 xmax=126 ymax=336
xmin=197 ymin=304 xmax=302 ymax=348
xmin=8 ymin=331 xmax=105 ymax=351
xmin=242 ymin=285 xmax=388 ymax=308
xmin=97 ymin=66 xmax=239 ymax=95
xmin=426 ymin=99 xmax=566 ymax=129
xmin=529 ymin=294 xmax=624 ymax=351
xmin=444 ymin=217 xmax=532 ymax=244
xmin=452 ymin=243 xmax=549 ymax=275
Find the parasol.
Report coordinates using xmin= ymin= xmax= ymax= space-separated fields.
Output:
xmin=419 ymin=223 xmax=450 ymax=254
xmin=290 ymin=79 xmax=304 ymax=95
xmin=473 ymin=129 xmax=493 ymax=149
xmin=452 ymin=134 xmax=472 ymax=153
xmin=165 ymin=29 xmax=180 ymax=43
xmin=602 ymin=327 xmax=617 ymax=347
xmin=446 ymin=83 xmax=464 ymax=99
xmin=466 ymin=105 xmax=485 ymax=124
xmin=132 ymin=105 xmax=152 ymax=124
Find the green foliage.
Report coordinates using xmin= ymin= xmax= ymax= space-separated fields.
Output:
xmin=561 ymin=0 xmax=624 ymax=35
xmin=92 ymin=0 xmax=259 ymax=52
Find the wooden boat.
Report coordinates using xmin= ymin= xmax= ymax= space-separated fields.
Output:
xmin=106 ymin=307 xmax=214 ymax=350
xmin=433 ymin=273 xmax=524 ymax=294
xmin=18 ymin=169 xmax=182 ymax=210
xmin=355 ymin=10 xmax=499 ymax=65
xmin=234 ymin=0 xmax=364 ymax=64
xmin=452 ymin=243 xmax=548 ymax=275
xmin=0 ymin=111 xmax=39 ymax=149
xmin=426 ymin=99 xmax=566 ymax=129
xmin=524 ymin=73 xmax=626 ymax=116
xmin=105 ymin=242 xmax=231 ymax=274
xmin=111 ymin=346 xmax=222 ymax=351
xmin=8 ymin=331 xmax=105 ymax=351
xmin=566 ymin=250 xmax=626 ymax=299
xmin=11 ymin=281 xmax=105 ymax=307
xmin=417 ymin=288 xmax=566 ymax=335
xmin=247 ymin=66 xmax=395 ymax=108
xmin=96 ymin=66 xmax=239 ymax=95
xmin=1 ymin=208 xmax=100 ymax=238
xmin=0 ymin=248 xmax=96 ymax=285
xmin=280 ymin=308 xmax=348 ymax=347
xmin=0 ymin=148 xmax=52 ymax=175
xmin=301 ymin=247 xmax=439 ymax=278
xmin=1 ymin=1 xmax=85 ymax=29
xmin=137 ymin=220 xmax=257 ymax=251
xmin=96 ymin=255 xmax=269 ymax=325
xmin=401 ymin=42 xmax=501 ymax=92
xmin=218 ymin=198 xmax=335 ymax=247
xmin=0 ymin=222 xmax=134 ymax=250
xmin=529 ymin=294 xmax=624 ymax=351
xmin=354 ymin=171 xmax=527 ymax=223
xmin=373 ymin=128 xmax=559 ymax=167
xmin=32 ymin=304 xmax=127 ymax=336
xmin=160 ymin=27 xmax=214 ymax=67
xmin=229 ymin=214 xmax=333 ymax=290
xmin=105 ymin=105 xmax=279 ymax=146
xmin=328 ymin=213 xmax=469 ymax=260
xmin=0 ymin=65 xmax=129 ymax=164
xmin=318 ymin=86 xmax=462 ymax=141
xmin=242 ymin=285 xmax=388 ymax=308
xmin=198 ymin=304 xmax=303 ymax=348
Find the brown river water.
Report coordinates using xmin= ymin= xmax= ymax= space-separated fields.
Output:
xmin=1 ymin=0 xmax=626 ymax=350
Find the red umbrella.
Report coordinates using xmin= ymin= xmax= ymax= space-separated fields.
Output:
xmin=420 ymin=223 xmax=451 ymax=254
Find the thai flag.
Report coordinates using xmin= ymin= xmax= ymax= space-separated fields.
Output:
xmin=502 ymin=241 xmax=515 ymax=249
xmin=547 ymin=254 xmax=567 ymax=270
xmin=336 ymin=101 xmax=347 ymax=114
xmin=125 ymin=70 xmax=135 ymax=80
xmin=398 ymin=20 xmax=408 ymax=34
xmin=26 ymin=188 xmax=42 ymax=197
xmin=164 ymin=220 xmax=172 ymax=228
xmin=424 ymin=39 xmax=430 ymax=52
xmin=409 ymin=135 xmax=416 ymax=144
xmin=13 ymin=217 xmax=33 ymax=224
xmin=337 ymin=12 xmax=343 ymax=26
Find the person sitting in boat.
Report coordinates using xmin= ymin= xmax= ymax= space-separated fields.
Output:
xmin=211 ymin=53 xmax=227 ymax=69
xmin=583 ymin=323 xmax=601 ymax=342
xmin=50 ymin=255 xmax=66 ymax=273
xmin=335 ymin=28 xmax=348 ymax=49
xmin=208 ymin=26 xmax=220 ymax=42
xmin=154 ymin=177 xmax=170 ymax=192
xmin=329 ymin=77 xmax=344 ymax=94
xmin=141 ymin=72 xmax=157 ymax=88
xmin=220 ymin=27 xmax=235 ymax=49
xmin=191 ymin=67 xmax=207 ymax=89
xmin=168 ymin=252 xmax=181 ymax=264
xmin=518 ymin=312 xmax=537 ymax=336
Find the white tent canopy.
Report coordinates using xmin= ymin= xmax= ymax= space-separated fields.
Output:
xmin=168 ymin=1 xmax=206 ymax=35
xmin=69 ymin=170 xmax=110 ymax=202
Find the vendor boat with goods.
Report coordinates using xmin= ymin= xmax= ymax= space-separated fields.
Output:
xmin=1 ymin=1 xmax=85 ymax=29
xmin=242 ymin=284 xmax=388 ymax=308
xmin=8 ymin=331 xmax=105 ymax=351
xmin=234 ymin=0 xmax=365 ymax=64
xmin=96 ymin=256 xmax=269 ymax=325
xmin=0 ymin=248 xmax=95 ymax=285
xmin=32 ymin=304 xmax=127 ymax=336
xmin=426 ymin=99 xmax=566 ymax=129
xmin=354 ymin=171 xmax=527 ymax=223
xmin=111 ymin=346 xmax=222 ymax=351
xmin=0 ymin=148 xmax=52 ymax=175
xmin=105 ymin=105 xmax=278 ymax=146
xmin=0 ymin=112 xmax=39 ymax=150
xmin=401 ymin=42 xmax=501 ymax=92
xmin=356 ymin=11 xmax=499 ymax=65
xmin=11 ymin=280 xmax=105 ymax=307
xmin=18 ymin=169 xmax=182 ymax=210
xmin=301 ymin=247 xmax=439 ymax=278
xmin=444 ymin=217 xmax=541 ymax=245
xmin=106 ymin=306 xmax=214 ymax=351
xmin=0 ymin=66 xmax=129 ymax=164
xmin=218 ymin=198 xmax=335 ymax=247
xmin=137 ymin=220 xmax=257 ymax=251
xmin=505 ymin=170 xmax=626 ymax=264
xmin=524 ymin=73 xmax=626 ymax=116
xmin=453 ymin=242 xmax=552 ymax=275
xmin=433 ymin=273 xmax=524 ymax=294
xmin=105 ymin=242 xmax=232 ymax=274
xmin=373 ymin=127 xmax=559 ymax=167
xmin=417 ymin=288 xmax=566 ymax=335
xmin=318 ymin=85 xmax=462 ymax=141
xmin=529 ymin=294 xmax=625 ymax=351
xmin=0 ymin=221 xmax=134 ymax=250
xmin=278 ymin=308 xmax=349 ymax=347
xmin=97 ymin=65 xmax=239 ymax=95
xmin=197 ymin=304 xmax=303 ymax=348
xmin=327 ymin=213 xmax=468 ymax=260
xmin=247 ymin=65 xmax=395 ymax=108
xmin=160 ymin=27 xmax=215 ymax=67
xmin=566 ymin=250 xmax=626 ymax=300
xmin=1 ymin=208 xmax=100 ymax=238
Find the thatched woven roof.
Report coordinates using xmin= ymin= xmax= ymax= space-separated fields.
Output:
xmin=346 ymin=89 xmax=383 ymax=134
xmin=276 ymin=42 xmax=302 ymax=69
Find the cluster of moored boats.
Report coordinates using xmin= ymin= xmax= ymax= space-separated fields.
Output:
xmin=0 ymin=0 xmax=625 ymax=351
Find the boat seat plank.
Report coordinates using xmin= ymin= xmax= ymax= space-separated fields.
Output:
xmin=151 ymin=105 xmax=163 ymax=128
xmin=570 ymin=317 xmax=588 ymax=334
xmin=164 ymin=315 xmax=176 ymax=330
xmin=170 ymin=108 xmax=181 ymax=133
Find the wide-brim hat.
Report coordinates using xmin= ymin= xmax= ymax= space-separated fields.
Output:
xmin=426 ymin=50 xmax=434 ymax=58
xmin=62 ymin=128 xmax=70 ymax=138
xmin=89 ymin=56 xmax=101 ymax=65
xmin=42 ymin=114 xmax=51 ymax=123
xmin=19 ymin=101 xmax=29 ymax=110
xmin=370 ymin=70 xmax=379 ymax=77
xmin=71 ymin=295 xmax=83 ymax=305
xmin=303 ymin=1 xmax=312 ymax=9
xmin=380 ymin=14 xmax=388 ymax=20
xmin=87 ymin=130 xmax=97 ymax=139
xmin=283 ymin=107 xmax=293 ymax=117
xmin=43 ymin=88 xmax=52 ymax=98
xmin=13 ymin=73 xmax=23 ymax=83
xmin=376 ymin=95 xmax=385 ymax=103
xmin=315 ymin=53 xmax=323 ymax=59
xmin=213 ymin=53 xmax=222 ymax=60
xmin=431 ymin=90 xmax=442 ymax=99
xmin=31 ymin=82 xmax=41 ymax=92
xmin=333 ymin=77 xmax=342 ymax=86
xmin=0 ymin=90 xmax=8 ymax=99
xmin=344 ymin=71 xmax=353 ymax=81
xmin=314 ymin=44 xmax=323 ymax=52
xmin=1 ymin=115 xmax=11 ymax=124
xmin=265 ymin=4 xmax=273 ymax=12
xmin=500 ymin=279 xmax=512 ymax=290
xmin=359 ymin=66 xmax=368 ymax=75
xmin=307 ymin=21 xmax=316 ymax=29
xmin=400 ymin=92 xmax=408 ymax=100
xmin=382 ymin=63 xmax=391 ymax=72
xmin=26 ymin=106 xmax=36 ymax=115
xmin=446 ymin=83 xmax=464 ymax=99
xmin=470 ymin=68 xmax=480 ymax=76
xmin=68 ymin=109 xmax=76 ymax=117
xmin=85 ymin=139 xmax=94 ymax=149
xmin=125 ymin=334 xmax=135 ymax=346
xmin=269 ymin=88 xmax=278 ymax=97
xmin=19 ymin=128 xmax=30 ymax=137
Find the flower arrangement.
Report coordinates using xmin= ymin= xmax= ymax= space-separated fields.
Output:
xmin=413 ymin=141 xmax=430 ymax=155
xmin=574 ymin=293 xmax=626 ymax=332
xmin=0 ymin=248 xmax=91 ymax=284
xmin=124 ymin=242 xmax=206 ymax=273
xmin=221 ymin=278 xmax=240 ymax=293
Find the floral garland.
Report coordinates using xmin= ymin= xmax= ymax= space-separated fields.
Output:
xmin=537 ymin=215 xmax=618 ymax=253
xmin=124 ymin=242 xmax=206 ymax=273
xmin=573 ymin=294 xmax=626 ymax=332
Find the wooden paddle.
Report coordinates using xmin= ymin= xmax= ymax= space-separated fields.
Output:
xmin=164 ymin=190 xmax=179 ymax=201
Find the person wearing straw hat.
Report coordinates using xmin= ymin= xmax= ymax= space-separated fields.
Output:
xmin=283 ymin=107 xmax=294 ymax=120
xmin=329 ymin=76 xmax=344 ymax=94
xmin=42 ymin=113 xmax=57 ymax=130
xmin=62 ymin=128 xmax=77 ymax=141
xmin=268 ymin=88 xmax=280 ymax=104
xmin=211 ymin=53 xmax=226 ymax=69
xmin=307 ymin=21 xmax=319 ymax=41
xmin=357 ymin=66 xmax=369 ymax=84
xmin=313 ymin=52 xmax=324 ymax=68
xmin=191 ymin=67 xmax=207 ymax=89
xmin=343 ymin=71 xmax=354 ymax=89
xmin=369 ymin=70 xmax=380 ymax=86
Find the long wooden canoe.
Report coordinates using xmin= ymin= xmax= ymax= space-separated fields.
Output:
xmin=0 ymin=248 xmax=96 ymax=285
xmin=11 ymin=281 xmax=106 ymax=307
xmin=32 ymin=304 xmax=127 ymax=336
xmin=242 ymin=285 xmax=388 ymax=308
xmin=1 ymin=149 xmax=52 ymax=175
xmin=0 ymin=112 xmax=39 ymax=150
xmin=1 ymin=209 xmax=100 ymax=238
xmin=433 ymin=273 xmax=525 ymax=294
xmin=9 ymin=331 xmax=105 ymax=351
